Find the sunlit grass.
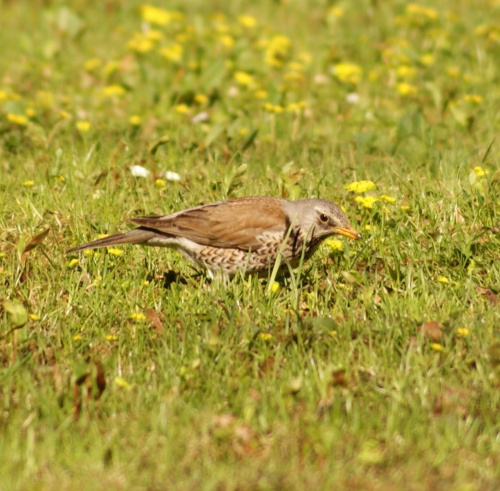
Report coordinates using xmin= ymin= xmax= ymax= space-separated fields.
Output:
xmin=1 ymin=0 xmax=499 ymax=489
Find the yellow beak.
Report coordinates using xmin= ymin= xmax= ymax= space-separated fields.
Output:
xmin=333 ymin=226 xmax=362 ymax=241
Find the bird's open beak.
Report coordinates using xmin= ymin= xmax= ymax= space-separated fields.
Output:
xmin=333 ymin=226 xmax=362 ymax=241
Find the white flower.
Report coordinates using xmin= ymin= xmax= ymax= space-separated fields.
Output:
xmin=130 ymin=165 xmax=150 ymax=177
xmin=346 ymin=93 xmax=360 ymax=104
xmin=191 ymin=112 xmax=209 ymax=123
xmin=165 ymin=171 xmax=181 ymax=181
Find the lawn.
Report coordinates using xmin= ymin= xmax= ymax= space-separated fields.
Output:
xmin=1 ymin=0 xmax=499 ymax=489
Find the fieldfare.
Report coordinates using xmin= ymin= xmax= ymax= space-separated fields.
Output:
xmin=68 ymin=196 xmax=361 ymax=276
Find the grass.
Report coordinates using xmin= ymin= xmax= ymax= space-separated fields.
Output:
xmin=1 ymin=0 xmax=499 ymax=489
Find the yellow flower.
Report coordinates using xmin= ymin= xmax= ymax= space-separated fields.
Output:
xmin=397 ymin=82 xmax=418 ymax=96
xmin=114 ymin=376 xmax=132 ymax=390
xmin=146 ymin=29 xmax=164 ymax=41
xmin=329 ymin=330 xmax=338 ymax=337
xmin=25 ymin=108 xmax=35 ymax=117
xmin=0 ymin=90 xmax=8 ymax=100
xmin=328 ymin=6 xmax=344 ymax=18
xmin=108 ymin=248 xmax=124 ymax=256
xmin=254 ymin=90 xmax=268 ymax=99
xmin=325 ymin=239 xmax=344 ymax=251
xmin=420 ymin=54 xmax=434 ymax=66
xmin=380 ymin=195 xmax=396 ymax=204
xmin=130 ymin=312 xmax=146 ymax=322
xmin=127 ymin=33 xmax=154 ymax=53
xmin=344 ymin=180 xmax=377 ymax=193
xmin=234 ymin=71 xmax=255 ymax=86
xmin=437 ymin=276 xmax=449 ymax=284
xmin=155 ymin=178 xmax=166 ymax=187
xmin=175 ymin=104 xmax=190 ymax=114
xmin=140 ymin=5 xmax=182 ymax=25
xmin=219 ymin=35 xmax=234 ymax=48
xmin=101 ymin=85 xmax=126 ymax=97
xmin=76 ymin=121 xmax=90 ymax=132
xmin=73 ymin=334 xmax=83 ymax=341
xmin=431 ymin=343 xmax=444 ymax=352
xmin=286 ymin=101 xmax=306 ymax=113
xmin=332 ymin=63 xmax=363 ymax=84
xmin=129 ymin=115 xmax=142 ymax=126
xmin=29 ymin=314 xmax=40 ymax=321
xmin=259 ymin=333 xmax=273 ymax=340
xmin=60 ymin=111 xmax=71 ymax=120
xmin=264 ymin=35 xmax=291 ymax=67
xmin=473 ymin=166 xmax=489 ymax=177
xmin=270 ymin=282 xmax=280 ymax=293
xmin=83 ymin=250 xmax=96 ymax=256
xmin=238 ymin=15 xmax=257 ymax=28
xmin=7 ymin=114 xmax=28 ymax=126
xmin=455 ymin=328 xmax=470 ymax=337
xmin=405 ymin=4 xmax=439 ymax=22
xmin=159 ymin=43 xmax=183 ymax=62
xmin=194 ymin=94 xmax=208 ymax=105
xmin=447 ymin=67 xmax=460 ymax=78
xmin=355 ymin=196 xmax=379 ymax=209
xmin=84 ymin=58 xmax=101 ymax=71
xmin=396 ymin=65 xmax=417 ymax=79
xmin=464 ymin=94 xmax=483 ymax=104
xmin=106 ymin=334 xmax=118 ymax=341
xmin=22 ymin=180 xmax=35 ymax=187
xmin=263 ymin=103 xmax=284 ymax=113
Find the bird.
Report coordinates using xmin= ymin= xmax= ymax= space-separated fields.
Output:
xmin=67 ymin=196 xmax=361 ymax=276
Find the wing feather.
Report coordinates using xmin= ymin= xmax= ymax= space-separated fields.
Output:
xmin=131 ymin=197 xmax=287 ymax=250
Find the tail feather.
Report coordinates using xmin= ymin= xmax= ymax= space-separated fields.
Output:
xmin=67 ymin=228 xmax=157 ymax=253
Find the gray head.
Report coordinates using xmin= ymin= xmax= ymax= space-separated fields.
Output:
xmin=283 ymin=198 xmax=361 ymax=241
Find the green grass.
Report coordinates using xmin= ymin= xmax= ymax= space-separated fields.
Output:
xmin=1 ymin=0 xmax=499 ymax=489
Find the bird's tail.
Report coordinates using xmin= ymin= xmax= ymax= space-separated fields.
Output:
xmin=67 ymin=228 xmax=157 ymax=253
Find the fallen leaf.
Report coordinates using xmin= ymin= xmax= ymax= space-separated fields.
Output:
xmin=418 ymin=321 xmax=443 ymax=341
xmin=20 ymin=228 xmax=50 ymax=269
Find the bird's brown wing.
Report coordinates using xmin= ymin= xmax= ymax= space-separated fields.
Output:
xmin=131 ymin=197 xmax=287 ymax=251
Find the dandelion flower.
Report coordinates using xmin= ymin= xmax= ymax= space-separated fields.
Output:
xmin=332 ymin=63 xmax=363 ymax=84
xmin=344 ymin=180 xmax=377 ymax=193
xmin=101 ymin=85 xmax=126 ymax=97
xmin=397 ymin=82 xmax=418 ymax=96
xmin=129 ymin=115 xmax=142 ymax=126
xmin=238 ymin=15 xmax=257 ymax=28
xmin=234 ymin=71 xmax=255 ymax=86
xmin=259 ymin=333 xmax=273 ymax=340
xmin=455 ymin=328 xmax=470 ymax=337
xmin=23 ymin=180 xmax=35 ymax=187
xmin=76 ymin=121 xmax=90 ymax=132
xmin=431 ymin=343 xmax=444 ymax=352
xmin=437 ymin=276 xmax=449 ymax=284
xmin=380 ymin=195 xmax=396 ymax=204
xmin=130 ymin=312 xmax=146 ymax=322
xmin=473 ymin=166 xmax=489 ymax=177
xmin=7 ymin=114 xmax=28 ymax=126
xmin=325 ymin=239 xmax=344 ymax=251
xmin=107 ymin=248 xmax=124 ymax=256
xmin=355 ymin=196 xmax=379 ymax=209
xmin=114 ymin=376 xmax=132 ymax=390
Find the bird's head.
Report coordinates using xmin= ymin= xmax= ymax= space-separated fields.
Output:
xmin=285 ymin=198 xmax=361 ymax=242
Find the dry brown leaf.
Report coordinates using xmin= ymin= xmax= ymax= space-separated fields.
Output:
xmin=146 ymin=308 xmax=164 ymax=333
xmin=418 ymin=321 xmax=443 ymax=341
xmin=20 ymin=228 xmax=50 ymax=269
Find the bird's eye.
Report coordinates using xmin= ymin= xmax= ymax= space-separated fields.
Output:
xmin=319 ymin=213 xmax=328 ymax=223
